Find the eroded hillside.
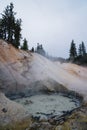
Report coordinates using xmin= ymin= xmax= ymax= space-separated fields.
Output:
xmin=0 ymin=40 xmax=87 ymax=129
xmin=0 ymin=40 xmax=87 ymax=100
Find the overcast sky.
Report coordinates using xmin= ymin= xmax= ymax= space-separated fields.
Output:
xmin=0 ymin=0 xmax=87 ymax=58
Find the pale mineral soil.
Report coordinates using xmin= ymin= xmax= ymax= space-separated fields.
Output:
xmin=0 ymin=39 xmax=87 ymax=100
xmin=14 ymin=94 xmax=80 ymax=118
xmin=0 ymin=40 xmax=87 ymax=130
xmin=0 ymin=92 xmax=28 ymax=125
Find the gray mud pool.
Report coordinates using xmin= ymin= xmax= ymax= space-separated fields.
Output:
xmin=14 ymin=94 xmax=80 ymax=118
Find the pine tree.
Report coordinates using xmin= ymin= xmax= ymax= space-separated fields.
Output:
xmin=36 ymin=43 xmax=46 ymax=56
xmin=0 ymin=3 xmax=22 ymax=48
xmin=0 ymin=19 xmax=3 ymax=39
xmin=1 ymin=3 xmax=16 ymax=42
xmin=69 ymin=40 xmax=77 ymax=60
xmin=78 ymin=44 xmax=82 ymax=56
xmin=13 ymin=19 xmax=22 ymax=48
xmin=21 ymin=38 xmax=28 ymax=50
xmin=82 ymin=41 xmax=86 ymax=56
xmin=31 ymin=47 xmax=34 ymax=52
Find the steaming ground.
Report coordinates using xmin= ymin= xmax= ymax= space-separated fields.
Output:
xmin=0 ymin=40 xmax=87 ymax=124
xmin=28 ymin=53 xmax=87 ymax=101
xmin=0 ymin=39 xmax=87 ymax=99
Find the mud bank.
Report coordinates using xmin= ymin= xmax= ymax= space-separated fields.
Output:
xmin=0 ymin=93 xmax=86 ymax=130
xmin=6 ymin=80 xmax=83 ymax=102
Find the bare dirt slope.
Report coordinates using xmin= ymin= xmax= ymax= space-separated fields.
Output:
xmin=0 ymin=39 xmax=87 ymax=100
xmin=0 ymin=39 xmax=87 ymax=125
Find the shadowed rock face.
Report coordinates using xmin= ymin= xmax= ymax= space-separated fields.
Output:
xmin=4 ymin=79 xmax=68 ymax=99
xmin=0 ymin=62 xmax=68 ymax=100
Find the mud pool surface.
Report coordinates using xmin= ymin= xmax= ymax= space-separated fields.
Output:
xmin=14 ymin=94 xmax=80 ymax=118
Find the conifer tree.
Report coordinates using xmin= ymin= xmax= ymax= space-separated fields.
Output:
xmin=1 ymin=3 xmax=16 ymax=42
xmin=0 ymin=19 xmax=3 ymax=38
xmin=69 ymin=40 xmax=77 ymax=60
xmin=0 ymin=3 xmax=22 ymax=48
xmin=13 ymin=19 xmax=22 ymax=48
xmin=78 ymin=42 xmax=86 ymax=57
xmin=82 ymin=41 xmax=86 ymax=56
xmin=78 ymin=44 xmax=82 ymax=56
xmin=21 ymin=38 xmax=28 ymax=50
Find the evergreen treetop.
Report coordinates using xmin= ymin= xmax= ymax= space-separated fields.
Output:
xmin=0 ymin=2 xmax=22 ymax=48
xmin=82 ymin=41 xmax=86 ymax=56
xmin=21 ymin=38 xmax=28 ymax=50
xmin=69 ymin=40 xmax=77 ymax=60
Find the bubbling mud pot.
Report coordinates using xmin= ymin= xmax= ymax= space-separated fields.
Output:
xmin=14 ymin=93 xmax=80 ymax=120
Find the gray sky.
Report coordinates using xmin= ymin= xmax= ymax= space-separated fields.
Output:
xmin=0 ymin=0 xmax=87 ymax=58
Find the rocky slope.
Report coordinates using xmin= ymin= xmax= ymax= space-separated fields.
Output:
xmin=0 ymin=39 xmax=87 ymax=127
xmin=0 ymin=40 xmax=87 ymax=100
